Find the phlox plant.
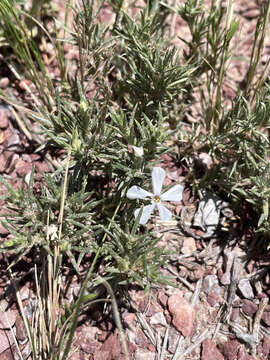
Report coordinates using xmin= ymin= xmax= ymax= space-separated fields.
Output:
xmin=0 ymin=0 xmax=192 ymax=295
xmin=1 ymin=0 xmax=270 ymax=358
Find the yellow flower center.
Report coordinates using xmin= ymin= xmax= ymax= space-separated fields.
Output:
xmin=153 ymin=195 xmax=161 ymax=203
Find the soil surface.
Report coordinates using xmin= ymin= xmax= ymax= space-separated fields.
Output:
xmin=0 ymin=1 xmax=270 ymax=359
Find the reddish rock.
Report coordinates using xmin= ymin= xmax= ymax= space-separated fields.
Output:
xmin=124 ymin=340 xmax=136 ymax=358
xmin=189 ymin=267 xmax=205 ymax=281
xmin=262 ymin=336 xmax=270 ymax=357
xmin=167 ymin=295 xmax=195 ymax=336
xmin=220 ymin=272 xmax=231 ymax=285
xmin=75 ymin=327 xmax=102 ymax=354
xmin=97 ymin=330 xmax=108 ymax=342
xmin=147 ymin=344 xmax=155 ymax=352
xmin=93 ymin=350 xmax=110 ymax=360
xmin=158 ymin=292 xmax=168 ymax=307
xmin=0 ymin=129 xmax=12 ymax=144
xmin=135 ymin=328 xmax=151 ymax=348
xmin=181 ymin=237 xmax=196 ymax=255
xmin=80 ymin=339 xmax=101 ymax=354
xmin=99 ymin=333 xmax=121 ymax=359
xmin=237 ymin=347 xmax=255 ymax=360
xmin=262 ymin=306 xmax=270 ymax=326
xmin=207 ymin=291 xmax=222 ymax=307
xmin=82 ymin=325 xmax=101 ymax=341
xmin=145 ymin=303 xmax=163 ymax=317
xmin=0 ymin=152 xmax=11 ymax=173
xmin=0 ymin=310 xmax=16 ymax=329
xmin=203 ymin=275 xmax=221 ymax=294
xmin=202 ymin=339 xmax=224 ymax=360
xmin=0 ymin=329 xmax=14 ymax=353
xmin=218 ymin=339 xmax=240 ymax=360
xmin=99 ymin=319 xmax=113 ymax=332
xmin=122 ymin=312 xmax=136 ymax=330
xmin=0 ymin=78 xmax=9 ymax=89
xmin=0 ymin=109 xmax=9 ymax=129
xmin=99 ymin=4 xmax=115 ymax=24
xmin=15 ymin=315 xmax=27 ymax=343
xmin=16 ymin=161 xmax=32 ymax=177
xmin=34 ymin=161 xmax=50 ymax=173
xmin=242 ymin=299 xmax=258 ymax=316
xmin=129 ymin=289 xmax=149 ymax=313
xmin=29 ymin=154 xmax=41 ymax=161
xmin=0 ymin=347 xmax=14 ymax=360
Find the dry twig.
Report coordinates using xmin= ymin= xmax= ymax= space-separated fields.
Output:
xmin=222 ymin=255 xmax=240 ymax=323
xmin=251 ymin=297 xmax=269 ymax=356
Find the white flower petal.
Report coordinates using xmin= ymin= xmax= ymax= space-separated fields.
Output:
xmin=161 ymin=184 xmax=184 ymax=202
xmin=127 ymin=185 xmax=153 ymax=199
xmin=132 ymin=145 xmax=144 ymax=157
xmin=157 ymin=204 xmax=172 ymax=222
xmin=134 ymin=204 xmax=155 ymax=224
xmin=152 ymin=167 xmax=165 ymax=196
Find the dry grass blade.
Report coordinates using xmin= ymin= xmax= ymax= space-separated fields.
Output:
xmin=222 ymin=255 xmax=240 ymax=323
xmin=171 ymin=335 xmax=184 ymax=360
xmin=136 ymin=312 xmax=156 ymax=346
xmin=251 ymin=297 xmax=269 ymax=356
xmin=176 ymin=328 xmax=211 ymax=360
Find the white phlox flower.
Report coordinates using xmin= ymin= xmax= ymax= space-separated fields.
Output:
xmin=132 ymin=145 xmax=144 ymax=157
xmin=127 ymin=167 xmax=184 ymax=224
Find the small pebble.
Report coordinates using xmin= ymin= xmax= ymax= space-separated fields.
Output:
xmin=262 ymin=305 xmax=270 ymax=326
xmin=242 ymin=299 xmax=258 ymax=316
xmin=6 ymin=133 xmax=22 ymax=152
xmin=203 ymin=275 xmax=221 ymax=294
xmin=238 ymin=278 xmax=254 ymax=299
xmin=0 ymin=77 xmax=9 ymax=89
xmin=202 ymin=339 xmax=224 ymax=360
xmin=0 ymin=310 xmax=17 ymax=329
xmin=0 ymin=108 xmax=9 ymax=129
xmin=15 ymin=315 xmax=28 ymax=344
xmin=150 ymin=311 xmax=167 ymax=327
xmin=220 ymin=272 xmax=231 ymax=285
xmin=181 ymin=237 xmax=196 ymax=255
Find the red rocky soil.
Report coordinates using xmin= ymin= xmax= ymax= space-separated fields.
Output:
xmin=0 ymin=0 xmax=270 ymax=359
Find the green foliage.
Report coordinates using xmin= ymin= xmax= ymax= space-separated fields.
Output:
xmin=113 ymin=6 xmax=195 ymax=120
xmin=103 ymin=216 xmax=172 ymax=291
xmin=0 ymin=169 xmax=100 ymax=272
xmin=208 ymin=92 xmax=270 ymax=228
xmin=178 ymin=86 xmax=270 ymax=235
xmin=0 ymin=0 xmax=188 ymax=286
xmin=2 ymin=0 xmax=270 ymax=357
xmin=166 ymin=0 xmax=270 ymax=239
